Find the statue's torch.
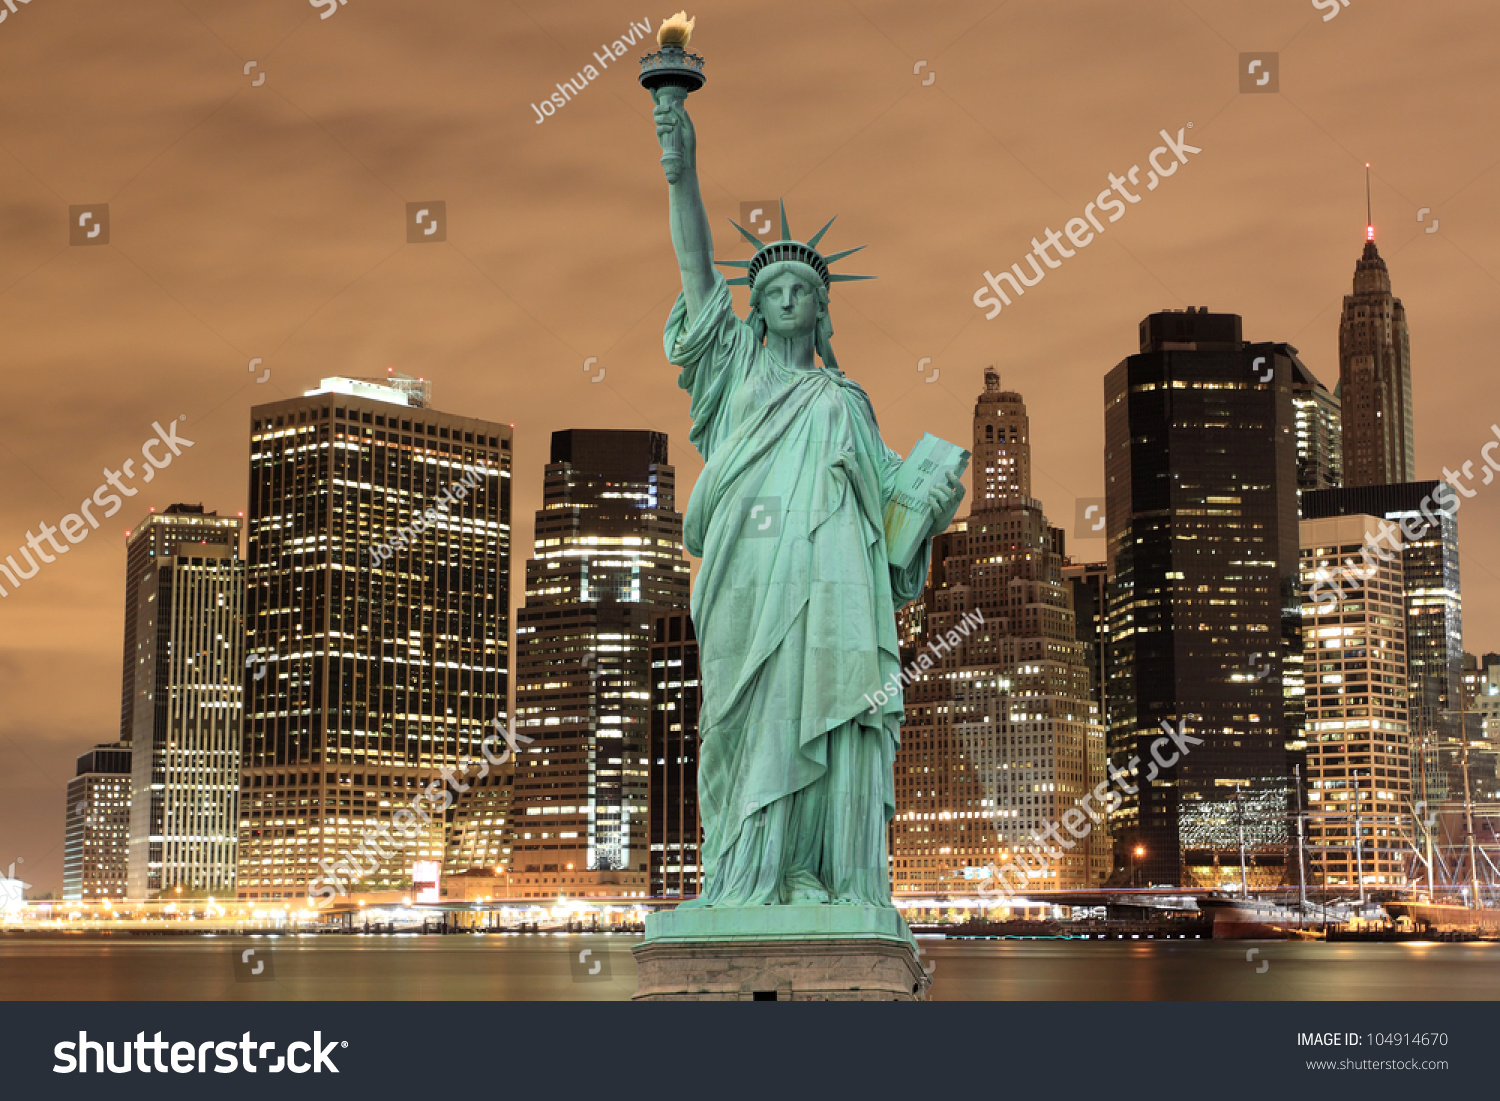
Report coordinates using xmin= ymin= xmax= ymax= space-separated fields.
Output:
xmin=639 ymin=11 xmax=706 ymax=184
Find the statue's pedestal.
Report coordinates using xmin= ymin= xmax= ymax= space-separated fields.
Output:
xmin=631 ymin=905 xmax=930 ymax=1001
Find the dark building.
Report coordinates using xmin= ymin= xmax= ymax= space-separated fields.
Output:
xmin=1339 ymin=231 xmax=1414 ymax=488
xmin=1063 ymin=559 xmax=1109 ymax=729
xmin=1300 ymin=482 xmax=1487 ymax=804
xmin=1104 ymin=308 xmax=1303 ymax=888
xmin=508 ymin=430 xmax=689 ymax=899
xmin=238 ymin=375 xmax=512 ymax=900
xmin=119 ymin=505 xmax=240 ymax=742
xmin=1290 ymin=357 xmax=1342 ymax=493
xmin=648 ymin=611 xmax=701 ymax=899
xmin=63 ymin=742 xmax=132 ymax=901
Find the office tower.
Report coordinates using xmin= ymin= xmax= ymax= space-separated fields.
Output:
xmin=1465 ymin=656 xmax=1500 ymax=804
xmin=1104 ymin=309 xmax=1303 ymax=888
xmin=1290 ymin=358 xmax=1342 ymax=492
xmin=1062 ymin=559 xmax=1109 ymax=729
xmin=1462 ymin=652 xmax=1481 ymax=708
xmin=1300 ymin=515 xmax=1411 ymax=888
xmin=648 ymin=611 xmax=702 ymax=899
xmin=63 ymin=742 xmax=132 ymax=901
xmin=443 ymin=769 xmax=514 ymax=878
xmin=893 ymin=373 xmax=1107 ymax=899
xmin=119 ymin=505 xmax=241 ymax=741
xmin=238 ymin=376 xmax=511 ymax=900
xmin=508 ymin=430 xmax=689 ymax=899
xmin=126 ymin=513 xmax=246 ymax=898
xmin=1338 ymin=226 xmax=1415 ymax=488
xmin=1300 ymin=483 xmax=1483 ymax=803
xmin=973 ymin=367 xmax=1031 ymax=506
xmin=1466 ymin=655 xmax=1500 ymax=737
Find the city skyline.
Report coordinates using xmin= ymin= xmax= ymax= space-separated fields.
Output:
xmin=4 ymin=1 xmax=1500 ymax=896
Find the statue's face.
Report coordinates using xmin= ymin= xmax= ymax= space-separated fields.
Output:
xmin=758 ymin=271 xmax=823 ymax=340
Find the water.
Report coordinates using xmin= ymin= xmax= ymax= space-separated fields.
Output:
xmin=1 ymin=935 xmax=1497 ymax=1000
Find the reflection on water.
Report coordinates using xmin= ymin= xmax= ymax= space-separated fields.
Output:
xmin=0 ymin=934 xmax=1496 ymax=1001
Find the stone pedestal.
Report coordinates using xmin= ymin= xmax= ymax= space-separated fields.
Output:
xmin=631 ymin=905 xmax=930 ymax=1001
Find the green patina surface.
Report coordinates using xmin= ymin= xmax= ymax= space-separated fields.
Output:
xmin=641 ymin=45 xmax=962 ymax=945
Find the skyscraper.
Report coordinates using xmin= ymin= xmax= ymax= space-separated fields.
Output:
xmin=63 ymin=742 xmax=132 ymax=901
xmin=1290 ymin=357 xmax=1342 ymax=493
xmin=1299 ymin=514 xmax=1412 ymax=888
xmin=1338 ymin=226 xmax=1415 ymax=488
xmin=1062 ymin=559 xmax=1109 ymax=730
xmin=126 ymin=512 xmax=246 ymax=898
xmin=1301 ymin=482 xmax=1484 ymax=806
xmin=648 ymin=610 xmax=702 ymax=899
xmin=973 ymin=367 xmax=1031 ymax=507
xmin=1104 ymin=309 xmax=1303 ymax=888
xmin=443 ymin=768 xmax=514 ymax=879
xmin=238 ymin=376 xmax=511 ymax=900
xmin=119 ymin=505 xmax=241 ymax=742
xmin=508 ymin=430 xmax=689 ymax=899
xmin=893 ymin=372 xmax=1107 ymax=899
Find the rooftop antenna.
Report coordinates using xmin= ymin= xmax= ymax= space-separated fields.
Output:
xmin=1365 ymin=163 xmax=1374 ymax=242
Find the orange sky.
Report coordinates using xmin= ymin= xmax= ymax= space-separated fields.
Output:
xmin=3 ymin=0 xmax=1498 ymax=894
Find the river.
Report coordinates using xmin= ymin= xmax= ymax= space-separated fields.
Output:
xmin=2 ymin=934 xmax=1498 ymax=1000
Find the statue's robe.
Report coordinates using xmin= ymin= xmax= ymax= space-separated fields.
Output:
xmin=666 ymin=275 xmax=929 ymax=907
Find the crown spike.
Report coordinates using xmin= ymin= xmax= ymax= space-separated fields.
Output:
xmin=728 ymin=219 xmax=768 ymax=249
xmin=827 ymin=273 xmax=875 ymax=283
xmin=806 ymin=216 xmax=837 ymax=249
xmin=822 ymin=245 xmax=866 ymax=265
xmin=725 ymin=276 xmax=752 ymax=285
xmin=714 ymin=259 xmax=752 ymax=268
xmin=779 ymin=200 xmax=791 ymax=242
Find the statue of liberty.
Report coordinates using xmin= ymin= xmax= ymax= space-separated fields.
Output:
xmin=651 ymin=78 xmax=965 ymax=913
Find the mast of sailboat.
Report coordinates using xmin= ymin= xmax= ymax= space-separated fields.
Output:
xmin=1293 ymin=764 xmax=1308 ymax=925
xmin=1419 ymin=727 xmax=1435 ymax=898
xmin=1236 ymin=788 xmax=1249 ymax=895
xmin=1354 ymin=810 xmax=1366 ymax=908
xmin=1458 ymin=693 xmax=1483 ymax=907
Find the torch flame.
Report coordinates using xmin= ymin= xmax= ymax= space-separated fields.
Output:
xmin=657 ymin=11 xmax=695 ymax=48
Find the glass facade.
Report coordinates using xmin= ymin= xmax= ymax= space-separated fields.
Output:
xmin=63 ymin=743 xmax=132 ymax=901
xmin=508 ymin=430 xmax=689 ymax=898
xmin=1290 ymin=356 xmax=1342 ymax=494
xmin=238 ymin=379 xmax=511 ymax=900
xmin=1301 ymin=482 xmax=1487 ymax=806
xmin=649 ymin=611 xmax=701 ymax=899
xmin=1299 ymin=515 xmax=1412 ymax=887
xmin=119 ymin=505 xmax=240 ymax=742
xmin=1104 ymin=310 xmax=1303 ymax=888
xmin=126 ymin=516 xmax=245 ymax=898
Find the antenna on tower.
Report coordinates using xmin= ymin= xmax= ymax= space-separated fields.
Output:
xmin=1365 ymin=163 xmax=1374 ymax=242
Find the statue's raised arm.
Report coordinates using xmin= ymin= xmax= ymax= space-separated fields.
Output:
xmin=653 ymin=92 xmax=715 ymax=325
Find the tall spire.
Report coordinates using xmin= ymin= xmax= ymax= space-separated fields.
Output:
xmin=1339 ymin=161 xmax=1413 ymax=488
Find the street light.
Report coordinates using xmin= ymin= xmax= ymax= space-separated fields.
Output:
xmin=1131 ymin=844 xmax=1146 ymax=888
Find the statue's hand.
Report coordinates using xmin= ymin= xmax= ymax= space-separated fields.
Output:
xmin=926 ymin=471 xmax=965 ymax=537
xmin=652 ymin=92 xmax=697 ymax=183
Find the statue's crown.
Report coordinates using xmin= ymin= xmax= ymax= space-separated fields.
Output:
xmin=717 ymin=201 xmax=872 ymax=290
